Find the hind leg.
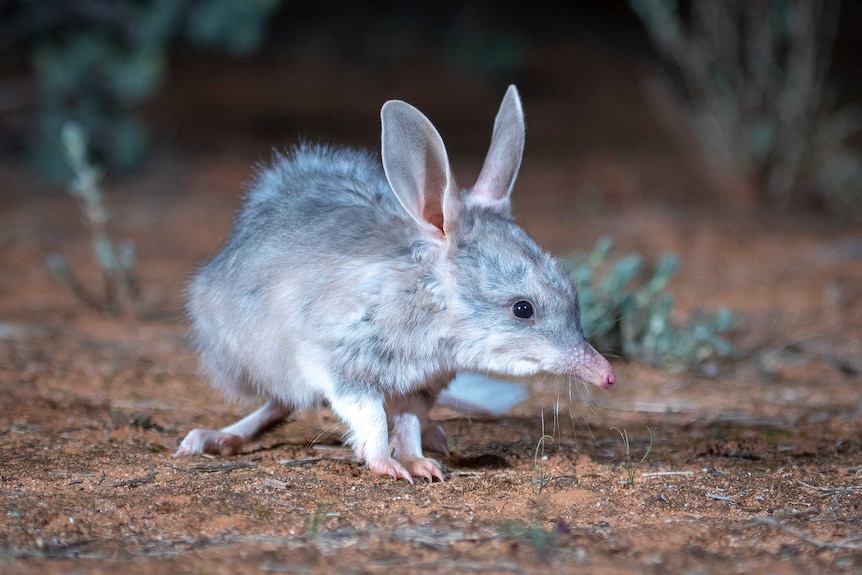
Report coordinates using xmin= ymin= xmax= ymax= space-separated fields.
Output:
xmin=174 ymin=399 xmax=292 ymax=457
xmin=421 ymin=422 xmax=449 ymax=456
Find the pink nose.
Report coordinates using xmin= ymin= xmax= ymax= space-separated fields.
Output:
xmin=580 ymin=344 xmax=616 ymax=390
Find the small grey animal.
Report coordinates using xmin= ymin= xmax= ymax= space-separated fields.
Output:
xmin=175 ymin=85 xmax=615 ymax=482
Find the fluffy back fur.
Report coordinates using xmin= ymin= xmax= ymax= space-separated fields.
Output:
xmin=188 ymin=86 xmax=611 ymax=417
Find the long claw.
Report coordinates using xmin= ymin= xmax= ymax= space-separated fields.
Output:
xmin=402 ymin=457 xmax=444 ymax=482
xmin=367 ymin=455 xmax=414 ymax=484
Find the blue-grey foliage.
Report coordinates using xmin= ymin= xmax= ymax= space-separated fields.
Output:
xmin=572 ymin=236 xmax=735 ymax=370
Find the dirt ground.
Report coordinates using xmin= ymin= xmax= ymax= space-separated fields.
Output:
xmin=2 ymin=43 xmax=862 ymax=575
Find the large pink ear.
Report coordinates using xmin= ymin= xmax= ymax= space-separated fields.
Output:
xmin=471 ymin=85 xmax=525 ymax=213
xmin=381 ymin=100 xmax=459 ymax=239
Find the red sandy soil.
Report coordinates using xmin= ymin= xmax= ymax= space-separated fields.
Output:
xmin=1 ymin=44 xmax=860 ymax=574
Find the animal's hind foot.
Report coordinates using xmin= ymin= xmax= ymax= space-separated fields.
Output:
xmin=174 ymin=429 xmax=245 ymax=457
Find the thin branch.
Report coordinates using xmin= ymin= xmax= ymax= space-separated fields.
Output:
xmin=108 ymin=471 xmax=156 ymax=488
xmin=642 ymin=470 xmax=696 ymax=478
xmin=755 ymin=517 xmax=862 ymax=551
xmin=706 ymin=493 xmax=737 ymax=503
xmin=798 ymin=480 xmax=862 ymax=498
xmin=278 ymin=457 xmax=349 ymax=468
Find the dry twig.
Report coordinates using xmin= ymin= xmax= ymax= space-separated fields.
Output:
xmin=755 ymin=517 xmax=862 ymax=551
xmin=798 ymin=480 xmax=862 ymax=497
xmin=108 ymin=471 xmax=156 ymax=488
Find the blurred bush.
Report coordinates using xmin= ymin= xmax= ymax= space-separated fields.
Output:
xmin=7 ymin=0 xmax=281 ymax=178
xmin=572 ymin=237 xmax=735 ymax=371
xmin=629 ymin=0 xmax=862 ymax=213
xmin=48 ymin=122 xmax=140 ymax=315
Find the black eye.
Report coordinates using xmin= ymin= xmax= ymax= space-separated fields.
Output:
xmin=512 ymin=300 xmax=534 ymax=320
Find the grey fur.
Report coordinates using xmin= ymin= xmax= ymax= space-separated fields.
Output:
xmin=179 ymin=85 xmax=615 ymax=481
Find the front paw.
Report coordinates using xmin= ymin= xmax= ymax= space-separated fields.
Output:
xmin=401 ymin=457 xmax=444 ymax=482
xmin=366 ymin=455 xmax=414 ymax=483
xmin=365 ymin=455 xmax=444 ymax=483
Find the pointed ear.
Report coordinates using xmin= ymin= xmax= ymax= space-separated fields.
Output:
xmin=381 ymin=100 xmax=460 ymax=239
xmin=471 ymin=85 xmax=525 ymax=213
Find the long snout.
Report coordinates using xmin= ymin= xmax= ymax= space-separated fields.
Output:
xmin=573 ymin=344 xmax=616 ymax=390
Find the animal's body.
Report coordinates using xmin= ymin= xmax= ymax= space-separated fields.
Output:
xmin=175 ymin=86 xmax=615 ymax=482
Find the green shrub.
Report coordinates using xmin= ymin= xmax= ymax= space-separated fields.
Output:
xmin=572 ymin=237 xmax=735 ymax=370
xmin=629 ymin=0 xmax=861 ymax=212
xmin=12 ymin=0 xmax=281 ymax=178
xmin=47 ymin=123 xmax=140 ymax=315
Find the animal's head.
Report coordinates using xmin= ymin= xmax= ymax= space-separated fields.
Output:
xmin=381 ymin=86 xmax=615 ymax=389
